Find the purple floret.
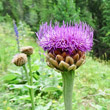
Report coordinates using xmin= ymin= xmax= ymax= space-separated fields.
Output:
xmin=36 ymin=21 xmax=93 ymax=54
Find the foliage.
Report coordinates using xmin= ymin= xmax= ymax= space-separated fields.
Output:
xmin=0 ymin=0 xmax=80 ymax=29
xmin=75 ymin=0 xmax=95 ymax=28
xmin=52 ymin=0 xmax=80 ymax=23
xmin=98 ymin=0 xmax=110 ymax=60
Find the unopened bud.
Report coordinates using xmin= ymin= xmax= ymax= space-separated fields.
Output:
xmin=12 ymin=53 xmax=27 ymax=66
xmin=20 ymin=46 xmax=33 ymax=56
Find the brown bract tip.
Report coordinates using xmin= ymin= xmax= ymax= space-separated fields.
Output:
xmin=20 ymin=46 xmax=33 ymax=56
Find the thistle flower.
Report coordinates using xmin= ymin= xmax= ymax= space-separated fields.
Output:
xmin=36 ymin=21 xmax=94 ymax=110
xmin=12 ymin=53 xmax=27 ymax=66
xmin=36 ymin=22 xmax=93 ymax=53
xmin=20 ymin=46 xmax=34 ymax=56
xmin=36 ymin=22 xmax=93 ymax=71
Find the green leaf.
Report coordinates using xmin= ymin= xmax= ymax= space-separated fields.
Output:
xmin=9 ymin=79 xmax=21 ymax=84
xmin=9 ymin=84 xmax=24 ymax=89
xmin=32 ymin=65 xmax=39 ymax=71
xmin=33 ymin=71 xmax=39 ymax=80
xmin=35 ymin=102 xmax=52 ymax=110
xmin=43 ymin=86 xmax=59 ymax=92
xmin=1 ymin=74 xmax=17 ymax=82
xmin=10 ymin=95 xmax=30 ymax=101
xmin=8 ymin=69 xmax=22 ymax=75
xmin=24 ymin=85 xmax=36 ymax=89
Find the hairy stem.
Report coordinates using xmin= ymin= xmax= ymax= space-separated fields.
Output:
xmin=61 ymin=71 xmax=75 ymax=110
xmin=28 ymin=56 xmax=35 ymax=110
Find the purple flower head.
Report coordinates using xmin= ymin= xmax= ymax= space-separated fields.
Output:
xmin=36 ymin=21 xmax=93 ymax=54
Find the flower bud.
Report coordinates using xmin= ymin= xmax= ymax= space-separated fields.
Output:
xmin=20 ymin=46 xmax=33 ymax=56
xmin=12 ymin=53 xmax=27 ymax=66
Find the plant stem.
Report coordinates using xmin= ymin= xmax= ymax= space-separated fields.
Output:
xmin=28 ymin=56 xmax=35 ymax=110
xmin=23 ymin=65 xmax=31 ymax=101
xmin=23 ymin=65 xmax=30 ymax=85
xmin=21 ymin=67 xmax=24 ymax=80
xmin=61 ymin=71 xmax=75 ymax=110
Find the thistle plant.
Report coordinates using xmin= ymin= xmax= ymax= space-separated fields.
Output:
xmin=21 ymin=46 xmax=35 ymax=110
xmin=12 ymin=46 xmax=35 ymax=110
xmin=36 ymin=21 xmax=93 ymax=110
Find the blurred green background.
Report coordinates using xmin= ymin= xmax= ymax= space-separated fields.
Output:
xmin=0 ymin=0 xmax=110 ymax=110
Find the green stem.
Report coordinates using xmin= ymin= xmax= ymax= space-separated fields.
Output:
xmin=23 ymin=65 xmax=31 ymax=102
xmin=28 ymin=56 xmax=35 ymax=110
xmin=23 ymin=65 xmax=30 ymax=85
xmin=61 ymin=71 xmax=75 ymax=110
xmin=21 ymin=67 xmax=24 ymax=80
